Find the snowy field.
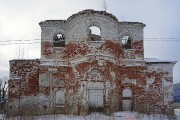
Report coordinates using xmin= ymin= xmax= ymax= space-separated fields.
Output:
xmin=2 ymin=110 xmax=180 ymax=120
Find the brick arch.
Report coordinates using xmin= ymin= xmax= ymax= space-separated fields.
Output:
xmin=121 ymin=85 xmax=134 ymax=92
xmin=87 ymin=24 xmax=102 ymax=41
xmin=67 ymin=11 xmax=119 ymax=41
xmin=87 ymin=22 xmax=102 ymax=31
xmin=67 ymin=9 xmax=118 ymax=23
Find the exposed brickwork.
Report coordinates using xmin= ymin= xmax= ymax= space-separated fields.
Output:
xmin=8 ymin=80 xmax=20 ymax=102
xmin=9 ymin=60 xmax=40 ymax=98
xmin=97 ymin=40 xmax=123 ymax=59
xmin=133 ymin=40 xmax=144 ymax=59
xmin=8 ymin=9 xmax=176 ymax=116
xmin=42 ymin=42 xmax=54 ymax=59
xmin=63 ymin=42 xmax=90 ymax=59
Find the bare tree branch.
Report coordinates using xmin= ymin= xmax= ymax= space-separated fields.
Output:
xmin=0 ymin=76 xmax=8 ymax=113
xmin=102 ymin=0 xmax=108 ymax=12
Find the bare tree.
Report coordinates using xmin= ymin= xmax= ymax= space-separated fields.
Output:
xmin=16 ymin=41 xmax=25 ymax=59
xmin=0 ymin=76 xmax=8 ymax=113
xmin=102 ymin=0 xmax=108 ymax=12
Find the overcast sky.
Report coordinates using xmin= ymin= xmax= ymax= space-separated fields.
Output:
xmin=0 ymin=0 xmax=180 ymax=83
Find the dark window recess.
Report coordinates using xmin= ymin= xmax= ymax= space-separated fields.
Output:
xmin=122 ymin=36 xmax=132 ymax=49
xmin=53 ymin=34 xmax=65 ymax=47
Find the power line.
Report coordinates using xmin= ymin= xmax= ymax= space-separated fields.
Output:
xmin=0 ymin=38 xmax=180 ymax=45
xmin=0 ymin=38 xmax=180 ymax=42
xmin=0 ymin=42 xmax=40 ymax=45
xmin=0 ymin=39 xmax=40 ymax=43
xmin=144 ymin=38 xmax=180 ymax=41
xmin=144 ymin=38 xmax=178 ymax=39
xmin=145 ymin=40 xmax=180 ymax=41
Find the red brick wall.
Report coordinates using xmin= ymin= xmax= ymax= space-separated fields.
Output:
xmin=9 ymin=59 xmax=40 ymax=100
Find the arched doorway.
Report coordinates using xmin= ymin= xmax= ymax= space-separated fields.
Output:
xmin=122 ymin=88 xmax=132 ymax=111
xmin=86 ymin=69 xmax=104 ymax=112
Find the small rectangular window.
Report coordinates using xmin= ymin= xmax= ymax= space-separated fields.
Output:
xmin=55 ymin=89 xmax=65 ymax=106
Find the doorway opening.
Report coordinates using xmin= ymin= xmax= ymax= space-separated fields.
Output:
xmin=88 ymin=89 xmax=104 ymax=112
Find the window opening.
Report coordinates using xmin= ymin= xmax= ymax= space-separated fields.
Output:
xmin=55 ymin=90 xmax=65 ymax=105
xmin=122 ymin=88 xmax=132 ymax=111
xmin=88 ymin=26 xmax=101 ymax=41
xmin=53 ymin=33 xmax=65 ymax=47
xmin=122 ymin=36 xmax=132 ymax=49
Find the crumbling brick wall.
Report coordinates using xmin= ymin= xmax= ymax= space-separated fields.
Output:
xmin=8 ymin=59 xmax=40 ymax=116
xmin=38 ymin=10 xmax=175 ymax=115
xmin=8 ymin=9 xmax=176 ymax=117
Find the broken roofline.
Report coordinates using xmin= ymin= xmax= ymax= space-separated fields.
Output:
xmin=39 ymin=9 xmax=145 ymax=28
xmin=144 ymin=58 xmax=177 ymax=64
xmin=9 ymin=59 xmax=40 ymax=61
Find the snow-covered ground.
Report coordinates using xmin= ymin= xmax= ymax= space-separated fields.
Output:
xmin=3 ymin=110 xmax=180 ymax=120
xmin=175 ymin=109 xmax=180 ymax=120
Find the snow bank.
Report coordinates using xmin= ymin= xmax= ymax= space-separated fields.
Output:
xmin=175 ymin=109 xmax=180 ymax=120
xmin=5 ymin=109 xmax=180 ymax=120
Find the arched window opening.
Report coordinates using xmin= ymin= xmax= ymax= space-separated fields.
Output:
xmin=53 ymin=33 xmax=65 ymax=47
xmin=121 ymin=36 xmax=132 ymax=49
xmin=122 ymin=88 xmax=132 ymax=97
xmin=88 ymin=26 xmax=101 ymax=41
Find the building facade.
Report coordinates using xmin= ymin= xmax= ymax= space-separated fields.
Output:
xmin=8 ymin=10 xmax=176 ymax=116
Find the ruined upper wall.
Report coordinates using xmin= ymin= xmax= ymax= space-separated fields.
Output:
xmin=118 ymin=22 xmax=145 ymax=40
xmin=39 ymin=10 xmax=146 ymax=60
xmin=39 ymin=10 xmax=118 ymax=41
xmin=39 ymin=9 xmax=145 ymax=42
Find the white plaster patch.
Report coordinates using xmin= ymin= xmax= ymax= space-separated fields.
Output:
xmin=122 ymin=78 xmax=133 ymax=84
xmin=39 ymin=73 xmax=49 ymax=86
xmin=110 ymin=71 xmax=116 ymax=81
xmin=55 ymin=90 xmax=65 ymax=105
xmin=146 ymin=78 xmax=155 ymax=89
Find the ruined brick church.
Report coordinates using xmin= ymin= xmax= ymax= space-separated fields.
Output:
xmin=8 ymin=10 xmax=176 ymax=116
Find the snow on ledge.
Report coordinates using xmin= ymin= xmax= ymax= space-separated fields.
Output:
xmin=144 ymin=58 xmax=177 ymax=63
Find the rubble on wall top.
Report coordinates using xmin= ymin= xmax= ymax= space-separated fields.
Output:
xmin=39 ymin=10 xmax=146 ymax=27
xmin=39 ymin=20 xmax=66 ymax=26
xmin=40 ymin=9 xmax=119 ymax=26
xmin=67 ymin=9 xmax=118 ymax=21
xmin=39 ymin=9 xmax=119 ymax=27
xmin=119 ymin=21 xmax=146 ymax=28
xmin=119 ymin=21 xmax=145 ymax=25
xmin=9 ymin=59 xmax=40 ymax=62
xmin=45 ymin=20 xmax=66 ymax=22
